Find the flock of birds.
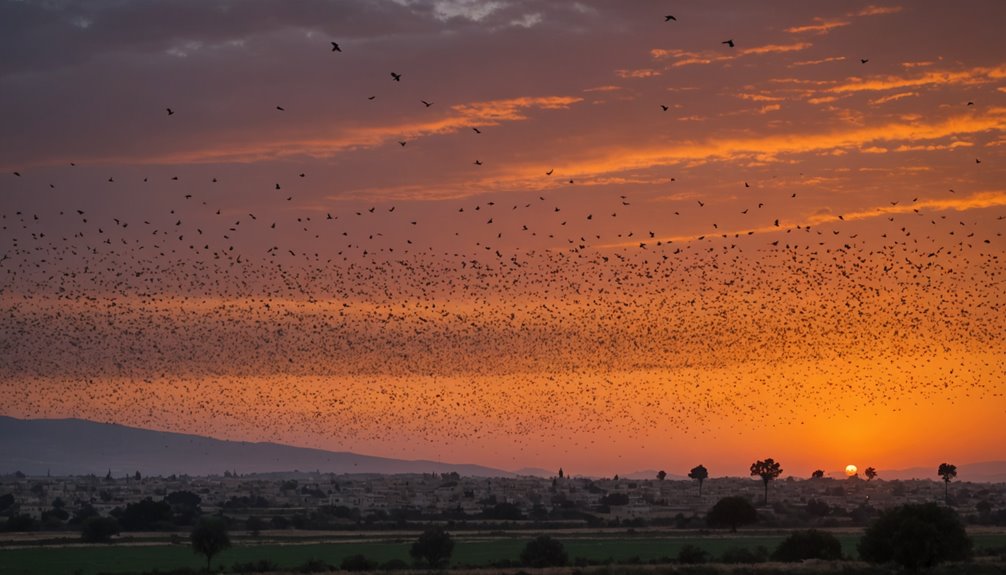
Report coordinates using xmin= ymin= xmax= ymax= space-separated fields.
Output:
xmin=1 ymin=11 xmax=1004 ymax=461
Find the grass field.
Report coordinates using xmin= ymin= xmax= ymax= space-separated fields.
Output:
xmin=1 ymin=533 xmax=1004 ymax=575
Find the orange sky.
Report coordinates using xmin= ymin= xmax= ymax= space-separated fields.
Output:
xmin=1 ymin=0 xmax=1004 ymax=477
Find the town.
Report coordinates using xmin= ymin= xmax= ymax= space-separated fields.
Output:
xmin=3 ymin=469 xmax=1005 ymax=534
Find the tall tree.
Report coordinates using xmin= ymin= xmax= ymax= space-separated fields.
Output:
xmin=190 ymin=517 xmax=231 ymax=572
xmin=688 ymin=465 xmax=708 ymax=496
xmin=706 ymin=496 xmax=758 ymax=532
xmin=811 ymin=469 xmax=825 ymax=479
xmin=750 ymin=459 xmax=783 ymax=505
xmin=410 ymin=526 xmax=454 ymax=567
xmin=864 ymin=467 xmax=878 ymax=481
xmin=656 ymin=470 xmax=667 ymax=481
xmin=938 ymin=463 xmax=957 ymax=504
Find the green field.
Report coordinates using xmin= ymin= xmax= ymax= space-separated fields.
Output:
xmin=1 ymin=533 xmax=1004 ymax=575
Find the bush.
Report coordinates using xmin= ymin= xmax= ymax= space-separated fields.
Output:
xmin=859 ymin=502 xmax=972 ymax=570
xmin=299 ymin=558 xmax=334 ymax=572
xmin=706 ymin=496 xmax=758 ymax=532
xmin=80 ymin=516 xmax=120 ymax=543
xmin=720 ymin=546 xmax=769 ymax=564
xmin=410 ymin=526 xmax=455 ymax=567
xmin=677 ymin=544 xmax=709 ymax=564
xmin=231 ymin=559 xmax=280 ymax=573
xmin=520 ymin=535 xmax=569 ymax=567
xmin=379 ymin=558 xmax=410 ymax=570
xmin=772 ymin=529 xmax=843 ymax=562
xmin=340 ymin=554 xmax=377 ymax=571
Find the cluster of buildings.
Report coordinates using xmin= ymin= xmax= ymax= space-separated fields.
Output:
xmin=1 ymin=470 xmax=1001 ymax=528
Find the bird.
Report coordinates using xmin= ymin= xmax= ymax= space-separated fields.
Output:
xmin=722 ymin=39 xmax=735 ymax=47
xmin=473 ymin=160 xmax=483 ymax=166
xmin=368 ymin=96 xmax=376 ymax=100
xmin=665 ymin=15 xmax=677 ymax=22
xmin=472 ymin=127 xmax=481 ymax=134
xmin=166 ymin=108 xmax=174 ymax=116
xmin=391 ymin=72 xmax=402 ymax=82
xmin=276 ymin=106 xmax=285 ymax=111
xmin=660 ymin=105 xmax=669 ymax=111
xmin=398 ymin=141 xmax=407 ymax=147
xmin=546 ymin=169 xmax=554 ymax=176
xmin=860 ymin=58 xmax=869 ymax=64
xmin=421 ymin=100 xmax=433 ymax=107
xmin=331 ymin=42 xmax=341 ymax=52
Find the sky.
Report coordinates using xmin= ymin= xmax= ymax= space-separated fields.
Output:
xmin=1 ymin=0 xmax=1005 ymax=478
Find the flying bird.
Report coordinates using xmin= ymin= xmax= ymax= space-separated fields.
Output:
xmin=391 ymin=72 xmax=402 ymax=82
xmin=421 ymin=100 xmax=433 ymax=107
xmin=665 ymin=15 xmax=676 ymax=21
xmin=722 ymin=39 xmax=735 ymax=47
xmin=166 ymin=108 xmax=174 ymax=116
xmin=331 ymin=42 xmax=341 ymax=52
xmin=860 ymin=58 xmax=869 ymax=64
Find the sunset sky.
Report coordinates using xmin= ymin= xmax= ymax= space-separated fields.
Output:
xmin=1 ymin=0 xmax=1005 ymax=478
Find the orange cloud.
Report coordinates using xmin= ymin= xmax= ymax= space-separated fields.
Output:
xmin=870 ymin=91 xmax=919 ymax=105
xmin=651 ymin=43 xmax=812 ymax=67
xmin=791 ymin=56 xmax=847 ymax=67
xmin=830 ymin=66 xmax=1006 ymax=94
xmin=616 ymin=68 xmax=662 ymax=78
xmin=856 ymin=5 xmax=904 ymax=16
xmin=786 ymin=19 xmax=851 ymax=34
xmin=81 ymin=96 xmax=585 ymax=166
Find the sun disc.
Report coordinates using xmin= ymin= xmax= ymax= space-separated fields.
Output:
xmin=845 ymin=464 xmax=858 ymax=476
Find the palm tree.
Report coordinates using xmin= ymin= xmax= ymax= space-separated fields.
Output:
xmin=688 ymin=465 xmax=708 ymax=496
xmin=938 ymin=463 xmax=957 ymax=504
xmin=864 ymin=467 xmax=878 ymax=481
xmin=750 ymin=459 xmax=783 ymax=505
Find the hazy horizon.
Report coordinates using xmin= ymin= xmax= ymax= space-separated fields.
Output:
xmin=1 ymin=1 xmax=1004 ymax=477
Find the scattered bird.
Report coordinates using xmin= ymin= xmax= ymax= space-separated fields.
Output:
xmin=665 ymin=15 xmax=677 ymax=22
xmin=331 ymin=42 xmax=342 ymax=52
xmin=722 ymin=39 xmax=735 ymax=47
xmin=391 ymin=72 xmax=402 ymax=82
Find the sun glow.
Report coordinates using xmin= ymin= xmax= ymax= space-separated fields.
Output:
xmin=845 ymin=464 xmax=859 ymax=477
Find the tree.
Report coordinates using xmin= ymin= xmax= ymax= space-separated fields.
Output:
xmin=859 ymin=502 xmax=972 ymax=570
xmin=688 ymin=465 xmax=708 ymax=496
xmin=864 ymin=467 xmax=878 ymax=481
xmin=190 ymin=517 xmax=231 ymax=572
xmin=772 ymin=529 xmax=842 ymax=562
xmin=750 ymin=458 xmax=783 ymax=505
xmin=80 ymin=516 xmax=120 ymax=543
xmin=133 ymin=471 xmax=142 ymax=481
xmin=938 ymin=463 xmax=957 ymax=504
xmin=558 ymin=467 xmax=564 ymax=479
xmin=520 ymin=535 xmax=568 ymax=567
xmin=410 ymin=526 xmax=454 ymax=567
xmin=706 ymin=496 xmax=758 ymax=532
xmin=656 ymin=470 xmax=667 ymax=481
xmin=811 ymin=469 xmax=825 ymax=479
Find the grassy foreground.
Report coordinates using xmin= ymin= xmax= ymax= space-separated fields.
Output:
xmin=0 ymin=533 xmax=1004 ymax=575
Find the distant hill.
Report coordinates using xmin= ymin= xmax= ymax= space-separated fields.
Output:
xmin=0 ymin=416 xmax=514 ymax=478
xmin=878 ymin=461 xmax=1006 ymax=483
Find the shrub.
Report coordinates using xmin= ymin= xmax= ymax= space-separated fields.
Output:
xmin=230 ymin=559 xmax=280 ymax=573
xmin=706 ymin=496 xmax=758 ymax=532
xmin=410 ymin=526 xmax=455 ymax=567
xmin=340 ymin=554 xmax=377 ymax=571
xmin=720 ymin=545 xmax=769 ymax=564
xmin=520 ymin=535 xmax=569 ymax=567
xmin=80 ymin=516 xmax=120 ymax=543
xmin=859 ymin=502 xmax=972 ymax=570
xmin=772 ymin=529 xmax=843 ymax=562
xmin=677 ymin=544 xmax=709 ymax=564
xmin=299 ymin=558 xmax=334 ymax=572
xmin=379 ymin=558 xmax=410 ymax=570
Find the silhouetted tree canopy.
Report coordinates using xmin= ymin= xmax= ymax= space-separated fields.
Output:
xmin=80 ymin=516 xmax=120 ymax=543
xmin=772 ymin=529 xmax=843 ymax=562
xmin=864 ymin=467 xmax=878 ymax=481
xmin=656 ymin=470 xmax=667 ymax=481
xmin=677 ymin=544 xmax=709 ymax=564
xmin=706 ymin=496 xmax=758 ymax=532
xmin=190 ymin=516 xmax=231 ymax=572
xmin=939 ymin=463 xmax=958 ymax=503
xmin=410 ymin=526 xmax=454 ymax=567
xmin=115 ymin=497 xmax=173 ymax=531
xmin=688 ymin=465 xmax=708 ymax=496
xmin=811 ymin=469 xmax=825 ymax=479
xmin=520 ymin=535 xmax=568 ymax=567
xmin=750 ymin=458 xmax=783 ymax=504
xmin=859 ymin=502 xmax=972 ymax=570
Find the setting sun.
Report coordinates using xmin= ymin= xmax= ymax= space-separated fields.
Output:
xmin=845 ymin=465 xmax=859 ymax=477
